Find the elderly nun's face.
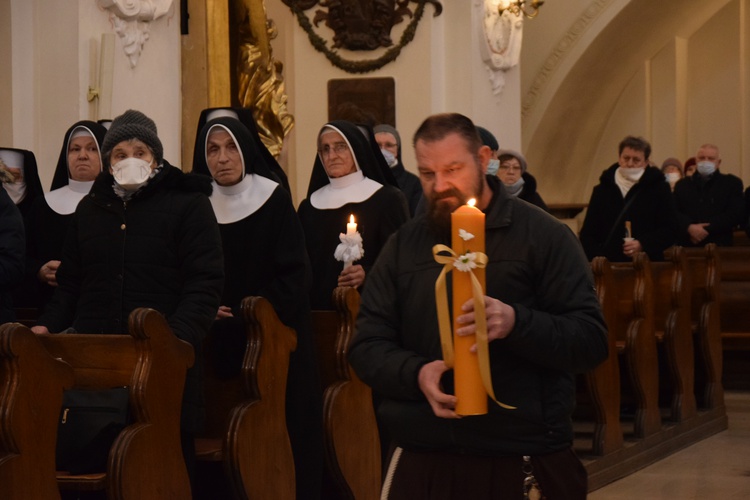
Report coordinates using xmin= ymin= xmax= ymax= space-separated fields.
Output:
xmin=206 ymin=129 xmax=243 ymax=186
xmin=318 ymin=130 xmax=356 ymax=179
xmin=68 ymin=135 xmax=101 ymax=182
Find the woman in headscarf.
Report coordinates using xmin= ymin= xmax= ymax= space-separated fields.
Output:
xmin=495 ymin=149 xmax=549 ymax=212
xmin=33 ymin=109 xmax=224 ymax=491
xmin=298 ymin=120 xmax=409 ymax=310
xmin=20 ymin=120 xmax=107 ymax=311
xmin=193 ymin=115 xmax=324 ymax=499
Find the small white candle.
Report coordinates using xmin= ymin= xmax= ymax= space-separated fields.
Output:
xmin=347 ymin=214 xmax=357 ymax=235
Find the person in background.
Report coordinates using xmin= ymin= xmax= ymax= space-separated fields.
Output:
xmin=193 ymin=107 xmax=291 ymax=194
xmin=0 ymin=148 xmax=43 ymax=219
xmin=32 ymin=110 xmax=224 ymax=492
xmin=673 ymin=143 xmax=744 ymax=246
xmin=193 ymin=114 xmax=323 ymax=499
xmin=0 ymin=169 xmax=25 ymax=324
xmin=374 ymin=124 xmax=422 ymax=216
xmin=496 ymin=148 xmax=549 ymax=212
xmin=476 ymin=125 xmax=500 ymax=175
xmin=348 ymin=113 xmax=607 ymax=499
xmin=19 ymin=121 xmax=107 ymax=313
xmin=580 ymin=135 xmax=677 ymax=262
xmin=298 ymin=120 xmax=409 ymax=310
xmin=661 ymin=157 xmax=684 ymax=192
xmin=684 ymin=157 xmax=697 ymax=177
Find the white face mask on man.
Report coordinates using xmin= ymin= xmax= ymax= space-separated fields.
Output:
xmin=696 ymin=161 xmax=716 ymax=177
xmin=619 ymin=167 xmax=645 ymax=182
xmin=112 ymin=157 xmax=152 ymax=191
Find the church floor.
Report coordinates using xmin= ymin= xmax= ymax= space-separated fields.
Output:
xmin=588 ymin=390 xmax=750 ymax=499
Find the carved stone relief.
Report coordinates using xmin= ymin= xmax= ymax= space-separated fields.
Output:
xmin=98 ymin=0 xmax=174 ymax=68
xmin=477 ymin=0 xmax=524 ymax=95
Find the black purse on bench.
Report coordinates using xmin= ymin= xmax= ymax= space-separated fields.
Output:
xmin=55 ymin=386 xmax=130 ymax=474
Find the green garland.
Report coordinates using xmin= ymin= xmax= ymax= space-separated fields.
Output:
xmin=289 ymin=1 xmax=442 ymax=74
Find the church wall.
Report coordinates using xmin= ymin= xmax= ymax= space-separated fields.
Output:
xmin=521 ymin=0 xmax=747 ymax=206
xmin=0 ymin=0 xmax=13 ymax=145
xmin=7 ymin=0 xmax=182 ymax=189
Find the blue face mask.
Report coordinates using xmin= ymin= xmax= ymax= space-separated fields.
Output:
xmin=487 ymin=159 xmax=500 ymax=176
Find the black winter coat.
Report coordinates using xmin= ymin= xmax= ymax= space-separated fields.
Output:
xmin=391 ymin=163 xmax=423 ymax=217
xmin=580 ymin=163 xmax=677 ymax=262
xmin=38 ymin=164 xmax=224 ymax=432
xmin=517 ymin=172 xmax=549 ymax=212
xmin=0 ymin=188 xmax=25 ymax=323
xmin=349 ymin=177 xmax=608 ymax=455
xmin=673 ymin=171 xmax=745 ymax=246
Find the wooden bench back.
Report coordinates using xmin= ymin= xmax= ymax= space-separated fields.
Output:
xmin=196 ymin=296 xmax=297 ymax=500
xmin=313 ymin=287 xmax=381 ymax=500
xmin=682 ymin=244 xmax=724 ymax=409
xmin=39 ymin=308 xmax=195 ymax=499
xmin=0 ymin=324 xmax=74 ymax=500
xmin=609 ymin=253 xmax=661 ymax=438
xmin=585 ymin=257 xmax=623 ymax=456
xmin=650 ymin=246 xmax=696 ymax=421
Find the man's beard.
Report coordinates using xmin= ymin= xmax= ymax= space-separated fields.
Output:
xmin=426 ymin=171 xmax=484 ymax=240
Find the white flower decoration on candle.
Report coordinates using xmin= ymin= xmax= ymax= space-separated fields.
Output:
xmin=334 ymin=214 xmax=364 ymax=269
xmin=459 ymin=228 xmax=475 ymax=241
xmin=454 ymin=252 xmax=478 ymax=272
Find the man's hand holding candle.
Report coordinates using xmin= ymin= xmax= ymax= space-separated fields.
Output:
xmin=455 ymin=295 xmax=516 ymax=353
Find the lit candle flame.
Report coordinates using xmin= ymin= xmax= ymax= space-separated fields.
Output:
xmin=350 ymin=214 xmax=355 ymax=224
xmin=467 ymin=198 xmax=477 ymax=207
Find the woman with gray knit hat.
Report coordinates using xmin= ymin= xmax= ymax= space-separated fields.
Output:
xmin=496 ymin=148 xmax=549 ymax=212
xmin=33 ymin=109 xmax=224 ymax=491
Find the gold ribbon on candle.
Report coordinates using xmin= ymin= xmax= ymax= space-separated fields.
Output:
xmin=433 ymin=244 xmax=516 ymax=410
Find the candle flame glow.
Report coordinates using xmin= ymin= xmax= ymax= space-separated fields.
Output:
xmin=349 ymin=214 xmax=355 ymax=224
xmin=467 ymin=198 xmax=477 ymax=207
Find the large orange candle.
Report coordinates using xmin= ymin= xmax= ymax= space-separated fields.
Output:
xmin=451 ymin=199 xmax=487 ymax=416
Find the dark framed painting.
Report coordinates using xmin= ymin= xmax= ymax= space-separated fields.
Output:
xmin=327 ymin=77 xmax=396 ymax=127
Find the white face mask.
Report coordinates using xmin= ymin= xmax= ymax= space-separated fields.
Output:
xmin=3 ymin=182 xmax=26 ymax=204
xmin=696 ymin=161 xmax=716 ymax=177
xmin=487 ymin=159 xmax=500 ymax=176
xmin=381 ymin=148 xmax=398 ymax=168
xmin=112 ymin=157 xmax=152 ymax=191
xmin=620 ymin=167 xmax=645 ymax=182
xmin=665 ymin=172 xmax=681 ymax=185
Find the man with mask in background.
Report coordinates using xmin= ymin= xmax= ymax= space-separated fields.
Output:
xmin=375 ymin=124 xmax=422 ymax=217
xmin=673 ymin=143 xmax=745 ymax=246
xmin=580 ymin=135 xmax=677 ymax=262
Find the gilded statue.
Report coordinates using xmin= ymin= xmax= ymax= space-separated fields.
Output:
xmin=235 ymin=0 xmax=294 ymax=159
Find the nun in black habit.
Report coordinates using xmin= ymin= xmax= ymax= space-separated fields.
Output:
xmin=298 ymin=120 xmax=409 ymax=311
xmin=193 ymin=116 xmax=324 ymax=500
xmin=0 ymin=147 xmax=44 ymax=219
xmin=192 ymin=106 xmax=290 ymax=193
xmin=18 ymin=120 xmax=106 ymax=311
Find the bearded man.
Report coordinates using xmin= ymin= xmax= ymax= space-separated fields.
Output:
xmin=348 ymin=112 xmax=608 ymax=500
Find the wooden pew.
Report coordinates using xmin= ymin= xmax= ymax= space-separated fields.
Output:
xmin=609 ymin=253 xmax=661 ymax=438
xmin=39 ymin=308 xmax=195 ymax=499
xmin=583 ymin=257 xmax=624 ymax=456
xmin=682 ymin=244 xmax=724 ymax=409
xmin=713 ymin=246 xmax=750 ymax=349
xmin=313 ymin=287 xmax=381 ymax=500
xmin=0 ymin=323 xmax=74 ymax=500
xmin=195 ymin=296 xmax=297 ymax=500
xmin=651 ymin=246 xmax=696 ymax=421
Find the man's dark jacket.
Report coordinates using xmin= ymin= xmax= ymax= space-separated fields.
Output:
xmin=673 ymin=170 xmax=744 ymax=246
xmin=580 ymin=163 xmax=677 ymax=262
xmin=349 ymin=177 xmax=608 ymax=456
